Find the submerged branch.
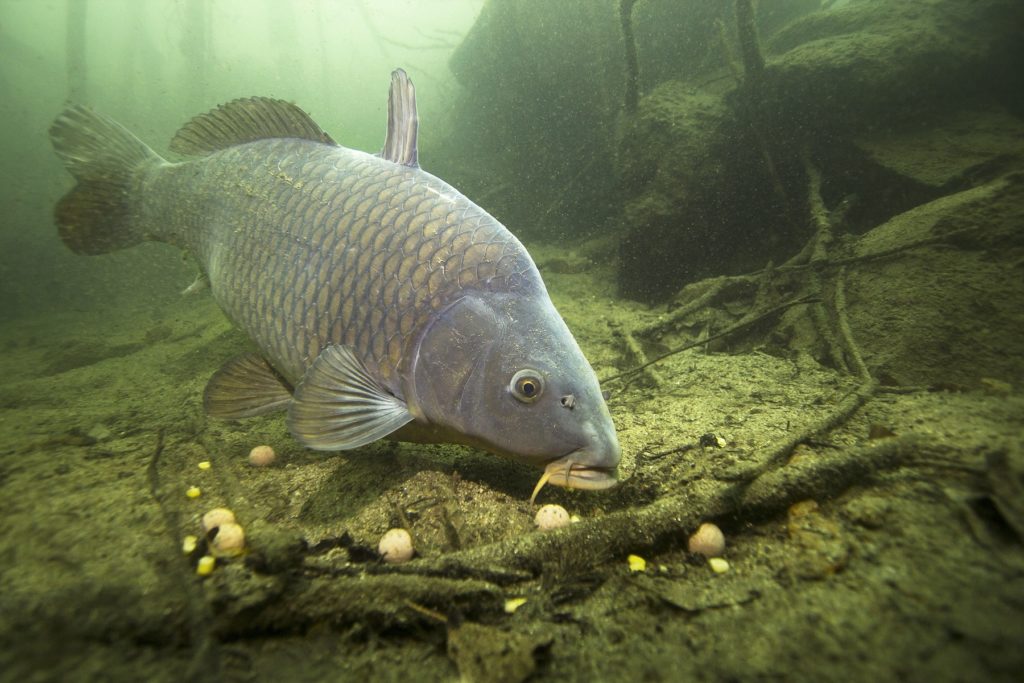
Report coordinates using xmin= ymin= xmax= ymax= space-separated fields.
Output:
xmin=432 ymin=426 xmax=910 ymax=578
xmin=213 ymin=429 xmax=933 ymax=638
xmin=835 ymin=267 xmax=871 ymax=381
xmin=735 ymin=0 xmax=765 ymax=83
xmin=603 ymin=295 xmax=819 ymax=385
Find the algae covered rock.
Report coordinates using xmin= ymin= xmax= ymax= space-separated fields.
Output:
xmin=617 ymin=80 xmax=797 ymax=302
xmin=616 ymin=0 xmax=1024 ymax=303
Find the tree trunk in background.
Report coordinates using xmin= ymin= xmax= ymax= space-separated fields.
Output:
xmin=65 ymin=0 xmax=87 ymax=101
xmin=315 ymin=1 xmax=331 ymax=106
xmin=445 ymin=0 xmax=624 ymax=241
xmin=119 ymin=0 xmax=144 ymax=104
xmin=270 ymin=0 xmax=299 ymax=94
xmin=184 ymin=0 xmax=210 ymax=111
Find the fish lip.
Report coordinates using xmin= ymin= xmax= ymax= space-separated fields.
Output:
xmin=529 ymin=450 xmax=619 ymax=504
xmin=543 ymin=451 xmax=620 ymax=491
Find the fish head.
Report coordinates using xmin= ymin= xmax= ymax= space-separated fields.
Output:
xmin=409 ymin=292 xmax=620 ymax=497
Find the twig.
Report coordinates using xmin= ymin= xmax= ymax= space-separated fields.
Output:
xmin=377 ymin=36 xmax=457 ymax=51
xmin=641 ymin=442 xmax=698 ymax=461
xmin=807 ymin=268 xmax=845 ymax=372
xmin=610 ymin=328 xmax=664 ymax=388
xmin=834 ymin=266 xmax=871 ymax=381
xmin=799 ymin=151 xmax=848 ymax=371
xmin=720 ymin=379 xmax=879 ymax=482
xmin=803 ymin=151 xmax=833 ymax=264
xmin=603 ymin=295 xmax=818 ymax=385
xmin=640 ymin=274 xmax=758 ymax=340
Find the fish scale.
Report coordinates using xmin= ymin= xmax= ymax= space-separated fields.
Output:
xmin=49 ymin=69 xmax=621 ymax=498
xmin=153 ymin=138 xmax=537 ymax=390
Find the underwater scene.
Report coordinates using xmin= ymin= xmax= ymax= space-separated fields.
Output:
xmin=1 ymin=0 xmax=1023 ymax=680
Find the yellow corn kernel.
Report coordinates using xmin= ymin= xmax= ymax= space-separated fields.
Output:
xmin=503 ymin=597 xmax=528 ymax=614
xmin=196 ymin=555 xmax=216 ymax=576
xmin=182 ymin=535 xmax=198 ymax=554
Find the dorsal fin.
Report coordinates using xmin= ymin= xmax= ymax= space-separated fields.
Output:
xmin=169 ymin=96 xmax=336 ymax=156
xmin=380 ymin=69 xmax=419 ymax=168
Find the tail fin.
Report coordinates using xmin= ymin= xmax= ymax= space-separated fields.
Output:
xmin=49 ymin=105 xmax=162 ymax=255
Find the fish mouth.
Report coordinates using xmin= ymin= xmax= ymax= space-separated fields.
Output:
xmin=530 ymin=451 xmax=619 ymax=504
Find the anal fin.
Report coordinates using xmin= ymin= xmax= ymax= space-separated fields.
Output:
xmin=204 ymin=353 xmax=293 ymax=419
xmin=288 ymin=345 xmax=414 ymax=451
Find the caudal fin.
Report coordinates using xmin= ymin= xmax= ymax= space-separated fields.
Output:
xmin=49 ymin=105 xmax=162 ymax=255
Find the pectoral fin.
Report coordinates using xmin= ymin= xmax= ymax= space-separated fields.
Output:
xmin=204 ymin=353 xmax=293 ymax=418
xmin=288 ymin=345 xmax=413 ymax=450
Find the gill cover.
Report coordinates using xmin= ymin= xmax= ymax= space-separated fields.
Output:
xmin=409 ymin=294 xmax=512 ymax=443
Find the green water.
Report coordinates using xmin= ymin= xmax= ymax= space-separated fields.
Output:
xmin=1 ymin=1 xmax=1023 ymax=681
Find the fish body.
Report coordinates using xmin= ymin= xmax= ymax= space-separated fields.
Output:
xmin=49 ymin=70 xmax=620 ymax=497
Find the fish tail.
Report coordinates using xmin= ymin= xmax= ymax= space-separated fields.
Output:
xmin=49 ymin=105 xmax=163 ymax=255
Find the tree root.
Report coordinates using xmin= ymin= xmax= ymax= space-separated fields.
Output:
xmin=211 ymin=428 xmax=930 ymax=639
xmin=732 ymin=433 xmax=928 ymax=519
xmin=723 ymin=378 xmax=879 ymax=483
xmin=431 ymin=384 xmax=888 ymax=579
xmin=423 ymin=208 xmax=883 ymax=591
xmin=621 ymin=151 xmax=890 ymax=389
xmin=211 ymin=572 xmax=503 ymax=637
xmin=605 ymin=294 xmax=819 ymax=387
xmin=835 ymin=267 xmax=870 ymax=381
xmin=608 ymin=328 xmax=665 ymax=389
xmin=639 ymin=274 xmax=759 ymax=340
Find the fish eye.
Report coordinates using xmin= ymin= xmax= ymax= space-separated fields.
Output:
xmin=510 ymin=369 xmax=544 ymax=403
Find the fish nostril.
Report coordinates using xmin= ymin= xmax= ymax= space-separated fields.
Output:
xmin=560 ymin=394 xmax=575 ymax=410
